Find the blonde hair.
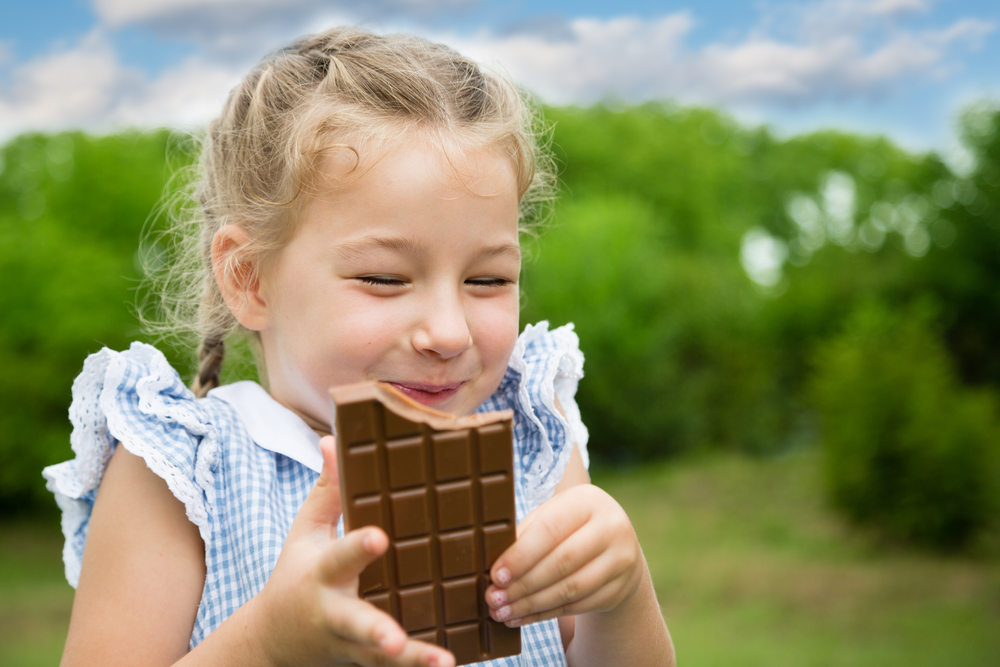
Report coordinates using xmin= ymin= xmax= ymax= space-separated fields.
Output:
xmin=144 ymin=27 xmax=554 ymax=397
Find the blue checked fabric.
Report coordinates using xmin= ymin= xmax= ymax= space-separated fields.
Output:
xmin=44 ymin=322 xmax=586 ymax=666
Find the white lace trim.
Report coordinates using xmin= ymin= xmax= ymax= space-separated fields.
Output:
xmin=42 ymin=342 xmax=218 ymax=587
xmin=510 ymin=321 xmax=588 ymax=510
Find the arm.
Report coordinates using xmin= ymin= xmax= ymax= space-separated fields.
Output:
xmin=556 ymin=450 xmax=673 ymax=667
xmin=61 ymin=440 xmax=456 ymax=667
xmin=486 ymin=440 xmax=674 ymax=667
xmin=551 ymin=443 xmax=590 ymax=649
xmin=62 ymin=444 xmax=206 ymax=666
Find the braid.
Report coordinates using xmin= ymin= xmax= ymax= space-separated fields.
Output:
xmin=192 ymin=336 xmax=225 ymax=398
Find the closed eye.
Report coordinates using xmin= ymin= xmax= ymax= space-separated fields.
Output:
xmin=356 ymin=275 xmax=407 ymax=287
xmin=466 ymin=277 xmax=514 ymax=287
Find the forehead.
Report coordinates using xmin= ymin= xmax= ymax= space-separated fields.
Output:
xmin=295 ymin=134 xmax=521 ymax=249
xmin=310 ymin=131 xmax=518 ymax=199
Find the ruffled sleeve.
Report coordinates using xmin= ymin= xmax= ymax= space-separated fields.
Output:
xmin=42 ymin=342 xmax=219 ymax=588
xmin=485 ymin=321 xmax=588 ymax=512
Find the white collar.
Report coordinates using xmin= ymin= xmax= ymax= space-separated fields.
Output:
xmin=208 ymin=381 xmax=324 ymax=473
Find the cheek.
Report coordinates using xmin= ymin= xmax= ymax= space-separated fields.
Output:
xmin=321 ymin=293 xmax=406 ymax=355
xmin=276 ymin=285 xmax=405 ymax=385
xmin=471 ymin=295 xmax=520 ymax=368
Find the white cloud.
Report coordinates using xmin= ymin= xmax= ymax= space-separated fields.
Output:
xmin=0 ymin=1 xmax=995 ymax=140
xmin=867 ymin=0 xmax=930 ymax=16
xmin=92 ymin=0 xmax=476 ymax=59
xmin=452 ymin=15 xmax=693 ymax=104
xmin=792 ymin=0 xmax=930 ymax=40
xmin=112 ymin=57 xmax=240 ymax=129
xmin=0 ymin=31 xmax=239 ymax=140
xmin=446 ymin=4 xmax=994 ymax=107
xmin=94 ymin=0 xmax=300 ymax=27
xmin=0 ymin=32 xmax=134 ymax=137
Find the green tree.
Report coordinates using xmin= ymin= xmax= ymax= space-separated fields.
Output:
xmin=810 ymin=300 xmax=1000 ymax=548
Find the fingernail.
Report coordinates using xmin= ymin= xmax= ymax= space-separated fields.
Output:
xmin=491 ymin=590 xmax=507 ymax=607
xmin=506 ymin=617 xmax=522 ymax=627
xmin=495 ymin=605 xmax=511 ymax=621
xmin=495 ymin=567 xmax=511 ymax=586
xmin=362 ymin=533 xmax=372 ymax=551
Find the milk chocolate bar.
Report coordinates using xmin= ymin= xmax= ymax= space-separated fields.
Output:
xmin=329 ymin=382 xmax=522 ymax=665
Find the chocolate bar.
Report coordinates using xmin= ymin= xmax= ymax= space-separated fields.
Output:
xmin=329 ymin=382 xmax=522 ymax=665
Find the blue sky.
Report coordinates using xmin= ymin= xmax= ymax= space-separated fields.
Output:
xmin=2 ymin=0 xmax=998 ymax=157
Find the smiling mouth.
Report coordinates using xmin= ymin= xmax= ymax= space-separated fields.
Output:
xmin=386 ymin=382 xmax=462 ymax=407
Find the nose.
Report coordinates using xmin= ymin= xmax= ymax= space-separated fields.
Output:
xmin=411 ymin=286 xmax=473 ymax=360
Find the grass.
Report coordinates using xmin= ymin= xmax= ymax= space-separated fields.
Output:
xmin=2 ymin=450 xmax=998 ymax=665
xmin=592 ymin=450 xmax=1000 ymax=667
xmin=0 ymin=518 xmax=74 ymax=667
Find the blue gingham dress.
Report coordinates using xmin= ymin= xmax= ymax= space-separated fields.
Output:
xmin=44 ymin=321 xmax=588 ymax=666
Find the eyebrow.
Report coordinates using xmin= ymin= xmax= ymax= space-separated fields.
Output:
xmin=335 ymin=235 xmax=424 ymax=260
xmin=479 ymin=243 xmax=522 ymax=262
xmin=335 ymin=235 xmax=522 ymax=262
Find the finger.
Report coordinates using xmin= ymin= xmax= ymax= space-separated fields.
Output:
xmin=491 ymin=493 xmax=590 ymax=588
xmin=500 ymin=585 xmax=616 ymax=629
xmin=486 ymin=522 xmax=604 ymax=608
xmin=492 ymin=554 xmax=628 ymax=625
xmin=317 ymin=525 xmax=389 ymax=585
xmin=287 ymin=436 xmax=342 ymax=540
xmin=322 ymin=593 xmax=408 ymax=656
xmin=342 ymin=635 xmax=456 ymax=667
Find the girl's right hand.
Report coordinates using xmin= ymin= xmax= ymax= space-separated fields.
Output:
xmin=249 ymin=435 xmax=455 ymax=667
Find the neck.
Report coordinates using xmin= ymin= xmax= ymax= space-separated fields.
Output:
xmin=270 ymin=394 xmax=333 ymax=439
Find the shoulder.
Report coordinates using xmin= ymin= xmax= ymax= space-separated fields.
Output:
xmin=488 ymin=321 xmax=585 ymax=400
xmin=481 ymin=322 xmax=589 ymax=510
xmin=64 ymin=342 xmax=233 ymax=478
xmin=43 ymin=343 xmax=237 ymax=587
xmin=75 ymin=342 xmax=215 ymax=443
xmin=515 ymin=320 xmax=585 ymax=368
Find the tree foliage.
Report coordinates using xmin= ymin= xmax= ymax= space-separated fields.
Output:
xmin=3 ymin=103 xmax=1000 ymax=549
xmin=810 ymin=300 xmax=999 ymax=548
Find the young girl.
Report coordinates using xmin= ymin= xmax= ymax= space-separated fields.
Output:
xmin=44 ymin=27 xmax=674 ymax=667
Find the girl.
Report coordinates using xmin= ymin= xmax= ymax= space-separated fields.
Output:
xmin=44 ymin=27 xmax=674 ymax=667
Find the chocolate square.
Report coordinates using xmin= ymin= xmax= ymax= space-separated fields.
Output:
xmin=387 ymin=436 xmax=427 ymax=490
xmin=395 ymin=537 xmax=433 ymax=587
xmin=390 ymin=488 xmax=430 ymax=539
xmin=439 ymin=529 xmax=478 ymax=578
xmin=477 ymin=422 xmax=512 ymax=474
xmin=399 ymin=584 xmax=438 ymax=632
xmin=442 ymin=576 xmax=480 ymax=625
xmin=480 ymin=474 xmax=516 ymax=524
xmin=436 ymin=480 xmax=475 ymax=531
xmin=433 ymin=430 xmax=473 ymax=481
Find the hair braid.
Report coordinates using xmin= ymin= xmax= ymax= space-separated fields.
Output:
xmin=192 ymin=335 xmax=225 ymax=398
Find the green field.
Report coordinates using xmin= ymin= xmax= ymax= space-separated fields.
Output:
xmin=2 ymin=450 xmax=998 ymax=666
xmin=0 ymin=518 xmax=73 ymax=666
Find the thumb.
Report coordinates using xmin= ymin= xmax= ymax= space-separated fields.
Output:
xmin=288 ymin=435 xmax=342 ymax=539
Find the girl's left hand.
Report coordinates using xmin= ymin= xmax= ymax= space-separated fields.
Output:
xmin=484 ymin=484 xmax=644 ymax=627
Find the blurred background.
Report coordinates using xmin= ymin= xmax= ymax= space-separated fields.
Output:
xmin=2 ymin=1 xmax=999 ymax=665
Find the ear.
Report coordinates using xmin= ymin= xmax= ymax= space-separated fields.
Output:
xmin=212 ymin=225 xmax=269 ymax=331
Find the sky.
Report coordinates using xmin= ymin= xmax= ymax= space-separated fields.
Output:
xmin=1 ymin=0 xmax=998 ymax=157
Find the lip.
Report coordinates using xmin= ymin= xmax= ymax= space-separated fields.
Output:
xmin=386 ymin=381 xmax=463 ymax=407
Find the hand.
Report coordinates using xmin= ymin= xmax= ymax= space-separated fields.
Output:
xmin=484 ymin=484 xmax=643 ymax=628
xmin=249 ymin=436 xmax=456 ymax=667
